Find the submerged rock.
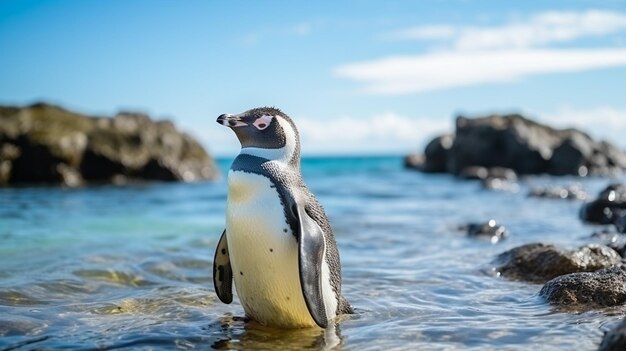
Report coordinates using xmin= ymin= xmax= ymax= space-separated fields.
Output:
xmin=615 ymin=216 xmax=626 ymax=234
xmin=599 ymin=317 xmax=626 ymax=351
xmin=580 ymin=184 xmax=626 ymax=224
xmin=539 ymin=266 xmax=626 ymax=307
xmin=481 ymin=177 xmax=520 ymax=192
xmin=460 ymin=220 xmax=508 ymax=243
xmin=493 ymin=243 xmax=621 ymax=282
xmin=456 ymin=166 xmax=519 ymax=192
xmin=406 ymin=113 xmax=626 ymax=177
xmin=458 ymin=166 xmax=517 ymax=181
xmin=591 ymin=230 xmax=626 ymax=257
xmin=0 ymin=103 xmax=218 ymax=186
xmin=528 ymin=184 xmax=587 ymax=200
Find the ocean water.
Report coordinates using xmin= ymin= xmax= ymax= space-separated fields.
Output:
xmin=1 ymin=156 xmax=625 ymax=350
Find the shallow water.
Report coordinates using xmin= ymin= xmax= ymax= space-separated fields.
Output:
xmin=1 ymin=156 xmax=625 ymax=350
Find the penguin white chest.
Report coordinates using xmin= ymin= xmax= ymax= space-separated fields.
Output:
xmin=225 ymin=169 xmax=316 ymax=327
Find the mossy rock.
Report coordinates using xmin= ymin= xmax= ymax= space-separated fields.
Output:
xmin=0 ymin=102 xmax=219 ymax=186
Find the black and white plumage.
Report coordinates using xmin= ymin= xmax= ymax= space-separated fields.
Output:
xmin=212 ymin=107 xmax=352 ymax=328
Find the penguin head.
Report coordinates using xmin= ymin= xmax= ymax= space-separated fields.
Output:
xmin=217 ymin=107 xmax=301 ymax=163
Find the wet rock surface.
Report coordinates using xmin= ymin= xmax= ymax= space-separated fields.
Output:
xmin=458 ymin=166 xmax=517 ymax=181
xmin=580 ymin=184 xmax=626 ymax=225
xmin=406 ymin=113 xmax=626 ymax=177
xmin=599 ymin=317 xmax=626 ymax=351
xmin=0 ymin=103 xmax=218 ymax=187
xmin=539 ymin=266 xmax=626 ymax=307
xmin=591 ymin=230 xmax=626 ymax=257
xmin=493 ymin=243 xmax=621 ymax=282
xmin=459 ymin=220 xmax=508 ymax=243
xmin=528 ymin=184 xmax=587 ymax=200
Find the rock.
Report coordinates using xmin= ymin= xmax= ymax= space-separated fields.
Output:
xmin=493 ymin=243 xmax=621 ymax=282
xmin=458 ymin=166 xmax=489 ymax=180
xmin=580 ymin=184 xmax=626 ymax=224
xmin=405 ymin=134 xmax=454 ymax=173
xmin=549 ymin=132 xmax=595 ymax=176
xmin=528 ymin=184 xmax=587 ymax=200
xmin=458 ymin=166 xmax=517 ymax=181
xmin=0 ymin=103 xmax=219 ymax=187
xmin=481 ymin=177 xmax=520 ymax=192
xmin=460 ymin=219 xmax=508 ymax=243
xmin=404 ymin=153 xmax=425 ymax=170
xmin=407 ymin=113 xmax=626 ymax=177
xmin=615 ymin=216 xmax=626 ymax=234
xmin=457 ymin=166 xmax=519 ymax=191
xmin=539 ymin=266 xmax=626 ymax=307
xmin=599 ymin=317 xmax=626 ymax=351
xmin=591 ymin=229 xmax=626 ymax=257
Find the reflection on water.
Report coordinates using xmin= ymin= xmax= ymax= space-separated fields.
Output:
xmin=0 ymin=156 xmax=625 ymax=350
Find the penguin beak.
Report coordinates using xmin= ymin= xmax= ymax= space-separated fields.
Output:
xmin=217 ymin=114 xmax=247 ymax=128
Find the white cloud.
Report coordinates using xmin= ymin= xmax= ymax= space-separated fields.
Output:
xmin=297 ymin=112 xmax=449 ymax=154
xmin=335 ymin=48 xmax=626 ymax=94
xmin=387 ymin=25 xmax=457 ymax=41
xmin=339 ymin=10 xmax=626 ymax=95
xmin=456 ymin=10 xmax=626 ymax=50
xmin=388 ymin=10 xmax=626 ymax=50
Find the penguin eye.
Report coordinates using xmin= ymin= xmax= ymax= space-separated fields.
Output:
xmin=253 ymin=115 xmax=274 ymax=131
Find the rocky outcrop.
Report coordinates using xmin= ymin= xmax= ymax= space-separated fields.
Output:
xmin=459 ymin=220 xmax=508 ymax=243
xmin=406 ymin=114 xmax=626 ymax=177
xmin=528 ymin=184 xmax=587 ymax=200
xmin=539 ymin=266 xmax=626 ymax=307
xmin=0 ymin=103 xmax=218 ymax=187
xmin=580 ymin=184 xmax=626 ymax=225
xmin=493 ymin=243 xmax=621 ymax=282
xmin=599 ymin=317 xmax=626 ymax=351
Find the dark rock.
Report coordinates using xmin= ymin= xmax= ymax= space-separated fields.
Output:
xmin=580 ymin=184 xmax=626 ymax=224
xmin=493 ymin=243 xmax=621 ymax=282
xmin=539 ymin=266 xmax=626 ymax=307
xmin=458 ymin=166 xmax=490 ymax=180
xmin=528 ymin=184 xmax=587 ymax=200
xmin=481 ymin=177 xmax=520 ymax=192
xmin=549 ymin=132 xmax=594 ymax=176
xmin=460 ymin=219 xmax=508 ymax=243
xmin=615 ymin=216 xmax=626 ymax=234
xmin=0 ymin=103 xmax=219 ymax=187
xmin=457 ymin=166 xmax=519 ymax=191
xmin=406 ymin=113 xmax=626 ymax=177
xmin=458 ymin=166 xmax=517 ymax=181
xmin=599 ymin=317 xmax=626 ymax=351
xmin=450 ymin=115 xmax=556 ymax=175
xmin=406 ymin=134 xmax=454 ymax=173
xmin=591 ymin=229 xmax=626 ymax=257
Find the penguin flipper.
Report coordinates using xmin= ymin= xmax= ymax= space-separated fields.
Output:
xmin=295 ymin=204 xmax=329 ymax=328
xmin=213 ymin=230 xmax=233 ymax=304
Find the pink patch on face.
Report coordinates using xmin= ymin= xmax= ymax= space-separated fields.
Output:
xmin=253 ymin=115 xmax=274 ymax=130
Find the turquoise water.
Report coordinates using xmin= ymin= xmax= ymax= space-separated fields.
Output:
xmin=1 ymin=156 xmax=625 ymax=350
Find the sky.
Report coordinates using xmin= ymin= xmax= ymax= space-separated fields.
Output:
xmin=1 ymin=0 xmax=626 ymax=156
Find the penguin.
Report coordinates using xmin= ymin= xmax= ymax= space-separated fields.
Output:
xmin=212 ymin=107 xmax=352 ymax=329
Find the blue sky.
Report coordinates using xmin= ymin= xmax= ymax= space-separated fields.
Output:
xmin=1 ymin=0 xmax=626 ymax=156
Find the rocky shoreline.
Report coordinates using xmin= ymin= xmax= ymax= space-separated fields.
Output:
xmin=470 ymin=182 xmax=626 ymax=350
xmin=406 ymin=113 xmax=626 ymax=179
xmin=0 ymin=103 xmax=219 ymax=187
xmin=423 ymin=114 xmax=626 ymax=349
